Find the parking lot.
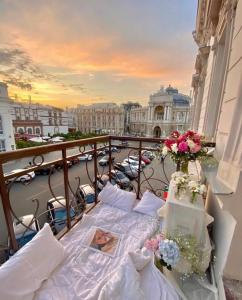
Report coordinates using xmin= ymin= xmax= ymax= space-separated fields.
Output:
xmin=0 ymin=144 xmax=175 ymax=243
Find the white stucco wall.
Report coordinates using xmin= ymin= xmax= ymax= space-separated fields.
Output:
xmin=0 ymin=84 xmax=16 ymax=151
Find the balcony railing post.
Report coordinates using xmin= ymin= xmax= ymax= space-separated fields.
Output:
xmin=62 ymin=149 xmax=71 ymax=230
xmin=137 ymin=140 xmax=142 ymax=199
xmin=108 ymin=136 xmax=112 ymax=182
xmin=0 ymin=165 xmax=18 ymax=251
xmin=93 ymin=143 xmax=98 ymax=203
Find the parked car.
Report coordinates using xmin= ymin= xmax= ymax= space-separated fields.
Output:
xmin=35 ymin=164 xmax=55 ymax=175
xmin=93 ymin=174 xmax=116 ymax=191
xmin=69 ymin=157 xmax=80 ymax=165
xmin=54 ymin=160 xmax=72 ymax=169
xmin=110 ymin=170 xmax=130 ymax=189
xmin=99 ymin=155 xmax=115 ymax=166
xmin=78 ymin=154 xmax=93 ymax=161
xmin=97 ymin=150 xmax=106 ymax=157
xmin=111 ymin=146 xmax=119 ymax=152
xmin=141 ymin=150 xmax=155 ymax=160
xmin=5 ymin=168 xmax=35 ymax=183
xmin=13 ymin=214 xmax=40 ymax=248
xmin=114 ymin=162 xmax=138 ymax=179
xmin=77 ymin=184 xmax=95 ymax=204
xmin=122 ymin=159 xmax=141 ymax=172
xmin=125 ymin=156 xmax=146 ymax=167
xmin=141 ymin=156 xmax=151 ymax=164
xmin=151 ymin=143 xmax=161 ymax=150
xmin=118 ymin=141 xmax=129 ymax=148
xmin=47 ymin=196 xmax=75 ymax=234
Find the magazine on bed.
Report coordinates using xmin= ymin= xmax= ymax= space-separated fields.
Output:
xmin=80 ymin=226 xmax=121 ymax=258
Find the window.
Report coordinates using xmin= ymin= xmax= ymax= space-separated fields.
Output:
xmin=18 ymin=128 xmax=24 ymax=134
xmin=0 ymin=115 xmax=3 ymax=134
xmin=0 ymin=140 xmax=6 ymax=152
xmin=35 ymin=128 xmax=41 ymax=135
xmin=49 ymin=118 xmax=52 ymax=125
xmin=27 ymin=128 xmax=33 ymax=134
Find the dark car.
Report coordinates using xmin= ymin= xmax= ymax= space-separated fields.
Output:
xmin=93 ymin=174 xmax=116 ymax=191
xmin=54 ymin=160 xmax=72 ymax=169
xmin=110 ymin=170 xmax=130 ymax=189
xmin=69 ymin=157 xmax=80 ymax=165
xmin=35 ymin=164 xmax=55 ymax=175
xmin=97 ymin=150 xmax=106 ymax=157
xmin=114 ymin=162 xmax=138 ymax=179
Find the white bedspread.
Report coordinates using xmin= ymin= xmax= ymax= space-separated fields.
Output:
xmin=34 ymin=203 xmax=179 ymax=300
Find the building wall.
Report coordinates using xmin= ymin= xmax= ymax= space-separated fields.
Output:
xmin=0 ymin=83 xmax=16 ymax=152
xmin=130 ymin=86 xmax=191 ymax=137
xmin=76 ymin=103 xmax=125 ymax=135
xmin=192 ymin=0 xmax=242 ymax=282
xmin=11 ymin=102 xmax=69 ymax=136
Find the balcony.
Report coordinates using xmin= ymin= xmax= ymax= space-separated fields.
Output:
xmin=0 ymin=135 xmax=217 ymax=299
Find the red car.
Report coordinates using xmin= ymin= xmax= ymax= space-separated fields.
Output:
xmin=141 ymin=156 xmax=151 ymax=164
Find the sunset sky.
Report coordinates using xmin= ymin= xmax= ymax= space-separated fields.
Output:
xmin=0 ymin=1 xmax=197 ymax=108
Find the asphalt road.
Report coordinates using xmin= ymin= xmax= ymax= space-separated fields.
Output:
xmin=0 ymin=145 xmax=175 ymax=244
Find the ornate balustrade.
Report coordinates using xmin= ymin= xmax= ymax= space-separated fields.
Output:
xmin=0 ymin=135 xmax=215 ymax=255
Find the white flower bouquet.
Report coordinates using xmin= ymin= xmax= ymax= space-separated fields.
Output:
xmin=188 ymin=181 xmax=207 ymax=203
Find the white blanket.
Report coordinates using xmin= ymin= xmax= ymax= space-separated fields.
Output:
xmin=88 ymin=249 xmax=180 ymax=300
xmin=34 ymin=204 xmax=179 ymax=300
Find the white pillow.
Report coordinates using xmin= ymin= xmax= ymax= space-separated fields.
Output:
xmin=0 ymin=223 xmax=65 ymax=300
xmin=133 ymin=190 xmax=165 ymax=217
xmin=98 ymin=181 xmax=136 ymax=212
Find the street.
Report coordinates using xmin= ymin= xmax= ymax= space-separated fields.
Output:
xmin=0 ymin=145 xmax=175 ymax=244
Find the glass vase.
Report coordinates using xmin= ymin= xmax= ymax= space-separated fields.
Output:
xmin=176 ymin=160 xmax=189 ymax=174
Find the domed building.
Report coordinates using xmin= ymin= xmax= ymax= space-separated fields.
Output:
xmin=129 ymin=85 xmax=191 ymax=137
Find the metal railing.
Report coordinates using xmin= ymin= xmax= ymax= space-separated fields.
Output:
xmin=0 ymin=135 xmax=215 ymax=254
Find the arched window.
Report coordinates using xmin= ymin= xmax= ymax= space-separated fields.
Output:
xmin=154 ymin=106 xmax=164 ymax=120
xmin=27 ymin=128 xmax=33 ymax=134
xmin=18 ymin=128 xmax=24 ymax=134
xmin=35 ymin=128 xmax=41 ymax=135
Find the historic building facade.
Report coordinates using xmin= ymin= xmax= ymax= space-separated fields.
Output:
xmin=11 ymin=102 xmax=69 ymax=136
xmin=130 ymin=86 xmax=191 ymax=137
xmin=76 ymin=103 xmax=125 ymax=135
xmin=0 ymin=83 xmax=16 ymax=152
xmin=191 ymin=0 xmax=242 ymax=287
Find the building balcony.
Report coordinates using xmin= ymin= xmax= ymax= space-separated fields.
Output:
xmin=0 ymin=135 xmax=219 ymax=299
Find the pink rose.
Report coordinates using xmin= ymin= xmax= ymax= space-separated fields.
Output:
xmin=164 ymin=139 xmax=176 ymax=150
xmin=191 ymin=143 xmax=201 ymax=153
xmin=178 ymin=141 xmax=188 ymax=152
xmin=177 ymin=134 xmax=186 ymax=143
xmin=193 ymin=133 xmax=201 ymax=144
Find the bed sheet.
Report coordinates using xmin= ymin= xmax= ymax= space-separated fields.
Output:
xmin=34 ymin=203 xmax=160 ymax=300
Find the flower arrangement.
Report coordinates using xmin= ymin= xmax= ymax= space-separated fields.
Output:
xmin=145 ymin=231 xmax=204 ymax=275
xmin=171 ymin=172 xmax=189 ymax=198
xmin=168 ymin=232 xmax=204 ymax=275
xmin=161 ymin=130 xmax=208 ymax=173
xmin=188 ymin=181 xmax=207 ymax=203
xmin=159 ymin=239 xmax=180 ymax=270
xmin=145 ymin=234 xmax=180 ymax=271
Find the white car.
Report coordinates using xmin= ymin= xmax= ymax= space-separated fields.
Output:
xmin=124 ymin=156 xmax=146 ymax=168
xmin=122 ymin=159 xmax=140 ymax=172
xmin=5 ymin=169 xmax=35 ymax=183
xmin=78 ymin=154 xmax=93 ymax=161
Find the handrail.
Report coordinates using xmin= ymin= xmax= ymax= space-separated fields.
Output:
xmin=0 ymin=135 xmax=215 ymax=254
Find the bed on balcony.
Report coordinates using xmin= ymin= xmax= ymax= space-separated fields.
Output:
xmin=0 ymin=183 xmax=180 ymax=300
